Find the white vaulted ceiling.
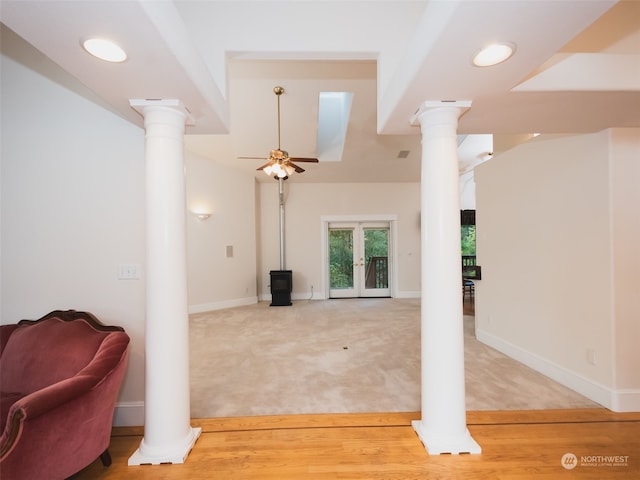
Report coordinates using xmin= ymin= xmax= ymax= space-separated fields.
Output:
xmin=2 ymin=0 xmax=639 ymax=183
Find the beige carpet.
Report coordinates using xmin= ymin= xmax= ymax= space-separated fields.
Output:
xmin=189 ymin=298 xmax=599 ymax=418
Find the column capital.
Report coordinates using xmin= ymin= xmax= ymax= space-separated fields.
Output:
xmin=410 ymin=100 xmax=472 ymax=126
xmin=129 ymin=99 xmax=195 ymax=126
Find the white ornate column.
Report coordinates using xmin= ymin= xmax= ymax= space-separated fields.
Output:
xmin=128 ymin=99 xmax=201 ymax=465
xmin=411 ymin=101 xmax=481 ymax=455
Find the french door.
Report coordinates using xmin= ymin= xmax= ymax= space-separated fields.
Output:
xmin=328 ymin=222 xmax=390 ymax=298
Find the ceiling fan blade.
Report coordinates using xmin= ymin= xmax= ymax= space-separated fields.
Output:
xmin=289 ymin=157 xmax=319 ymax=163
xmin=256 ymin=160 xmax=274 ymax=171
xmin=239 ymin=156 xmax=268 ymax=160
xmin=286 ymin=161 xmax=305 ymax=173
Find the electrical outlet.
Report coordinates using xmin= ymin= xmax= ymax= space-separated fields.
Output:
xmin=587 ymin=348 xmax=597 ymax=366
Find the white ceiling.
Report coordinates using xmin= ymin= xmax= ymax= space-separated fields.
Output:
xmin=2 ymin=0 xmax=639 ymax=183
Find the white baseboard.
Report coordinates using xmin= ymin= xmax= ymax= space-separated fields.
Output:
xmin=476 ymin=328 xmax=624 ymax=410
xmin=189 ymin=296 xmax=258 ymax=314
xmin=610 ymin=389 xmax=640 ymax=412
xmin=113 ymin=401 xmax=144 ymax=427
xmin=397 ymin=290 xmax=421 ymax=299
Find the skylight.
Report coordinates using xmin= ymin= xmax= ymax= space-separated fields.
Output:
xmin=316 ymin=92 xmax=353 ymax=162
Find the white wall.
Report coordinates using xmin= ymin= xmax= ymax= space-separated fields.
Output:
xmin=2 ymin=29 xmax=422 ymax=427
xmin=1 ymin=31 xmax=261 ymax=426
xmin=459 ymin=170 xmax=476 ymax=210
xmin=609 ymin=128 xmax=640 ymax=410
xmin=1 ymin=40 xmax=146 ymax=420
xmin=185 ymin=151 xmax=258 ymax=312
xmin=475 ymin=130 xmax=640 ymax=411
xmin=6 ymin=24 xmax=635 ymax=428
xmin=257 ymin=182 xmax=422 ymax=299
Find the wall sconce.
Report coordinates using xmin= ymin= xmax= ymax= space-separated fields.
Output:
xmin=191 ymin=210 xmax=211 ymax=221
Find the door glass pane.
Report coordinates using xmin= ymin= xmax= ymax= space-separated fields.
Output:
xmin=329 ymin=229 xmax=354 ymax=289
xmin=363 ymin=228 xmax=388 ymax=289
xmin=461 ymin=225 xmax=476 ymax=256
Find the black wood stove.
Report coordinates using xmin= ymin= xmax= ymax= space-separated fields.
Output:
xmin=269 ymin=270 xmax=292 ymax=306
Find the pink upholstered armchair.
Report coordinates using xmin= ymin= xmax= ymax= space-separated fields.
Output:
xmin=0 ymin=310 xmax=130 ymax=479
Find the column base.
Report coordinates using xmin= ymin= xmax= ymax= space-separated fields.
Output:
xmin=412 ymin=420 xmax=481 ymax=455
xmin=128 ymin=426 xmax=202 ymax=466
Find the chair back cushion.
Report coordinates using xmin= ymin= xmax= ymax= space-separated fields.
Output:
xmin=0 ymin=318 xmax=111 ymax=394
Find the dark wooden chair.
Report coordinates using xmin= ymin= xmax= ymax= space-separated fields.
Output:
xmin=463 ymin=277 xmax=475 ymax=300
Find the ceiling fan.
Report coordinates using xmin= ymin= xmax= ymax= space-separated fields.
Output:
xmin=239 ymin=86 xmax=318 ymax=179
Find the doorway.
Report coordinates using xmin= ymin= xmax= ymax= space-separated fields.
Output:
xmin=327 ymin=221 xmax=391 ymax=298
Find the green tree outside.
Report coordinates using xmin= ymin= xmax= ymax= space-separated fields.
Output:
xmin=461 ymin=225 xmax=476 ymax=256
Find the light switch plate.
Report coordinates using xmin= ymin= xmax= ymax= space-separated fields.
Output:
xmin=118 ymin=263 xmax=141 ymax=280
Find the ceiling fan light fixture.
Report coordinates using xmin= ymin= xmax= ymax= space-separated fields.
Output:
xmin=472 ymin=42 xmax=515 ymax=67
xmin=82 ymin=37 xmax=127 ymax=63
xmin=264 ymin=162 xmax=289 ymax=178
xmin=284 ymin=164 xmax=295 ymax=176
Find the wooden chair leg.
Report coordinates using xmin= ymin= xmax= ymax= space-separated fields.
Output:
xmin=100 ymin=448 xmax=112 ymax=467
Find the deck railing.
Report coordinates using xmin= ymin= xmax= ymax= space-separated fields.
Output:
xmin=365 ymin=257 xmax=388 ymax=289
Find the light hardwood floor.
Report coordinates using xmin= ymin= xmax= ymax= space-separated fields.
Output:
xmin=72 ymin=409 xmax=640 ymax=479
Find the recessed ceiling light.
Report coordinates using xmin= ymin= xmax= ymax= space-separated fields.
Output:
xmin=472 ymin=42 xmax=515 ymax=67
xmin=82 ymin=37 xmax=127 ymax=63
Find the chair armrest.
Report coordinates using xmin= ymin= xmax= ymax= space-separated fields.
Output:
xmin=1 ymin=374 xmax=100 ymax=459
xmin=15 ymin=331 xmax=129 ymax=421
